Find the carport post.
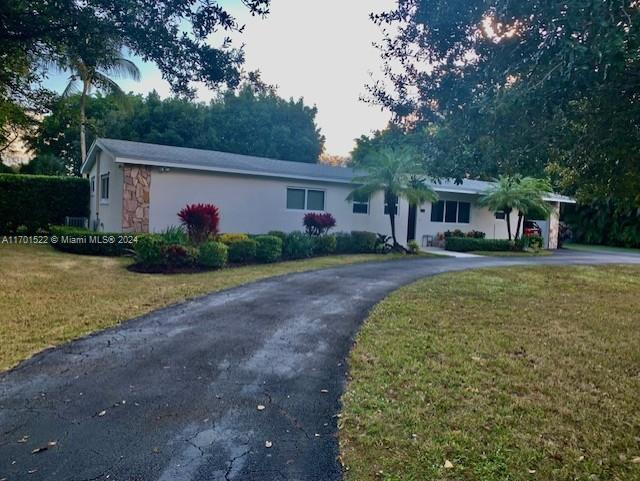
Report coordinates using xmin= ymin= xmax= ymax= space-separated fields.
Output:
xmin=547 ymin=202 xmax=561 ymax=249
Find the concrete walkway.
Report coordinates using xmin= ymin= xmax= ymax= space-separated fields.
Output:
xmin=1 ymin=251 xmax=638 ymax=481
xmin=421 ymin=246 xmax=482 ymax=258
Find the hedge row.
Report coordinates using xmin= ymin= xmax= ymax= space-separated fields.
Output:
xmin=0 ymin=174 xmax=89 ymax=233
xmin=445 ymin=237 xmax=516 ymax=252
xmin=49 ymin=226 xmax=132 ymax=256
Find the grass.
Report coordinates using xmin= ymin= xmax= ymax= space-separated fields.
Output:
xmin=471 ymin=250 xmax=552 ymax=257
xmin=564 ymin=243 xmax=640 ymax=255
xmin=340 ymin=265 xmax=640 ymax=481
xmin=0 ymin=244 xmax=423 ymax=371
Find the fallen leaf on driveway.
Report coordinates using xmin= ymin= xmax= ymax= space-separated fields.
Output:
xmin=257 ymin=405 xmax=265 ymax=411
xmin=320 ymin=389 xmax=329 ymax=394
xmin=265 ymin=441 xmax=273 ymax=448
xmin=444 ymin=460 xmax=454 ymax=469
xmin=17 ymin=435 xmax=29 ymax=443
xmin=97 ymin=410 xmax=106 ymax=417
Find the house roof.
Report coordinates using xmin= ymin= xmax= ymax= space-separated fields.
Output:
xmin=81 ymin=138 xmax=575 ymax=203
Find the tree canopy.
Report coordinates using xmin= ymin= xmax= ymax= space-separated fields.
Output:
xmin=30 ymin=84 xmax=325 ymax=174
xmin=0 ymin=0 xmax=271 ymax=157
xmin=368 ymin=0 xmax=640 ymax=206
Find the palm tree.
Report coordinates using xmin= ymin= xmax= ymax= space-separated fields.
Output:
xmin=61 ymin=53 xmax=140 ymax=163
xmin=479 ymin=175 xmax=553 ymax=240
xmin=348 ymin=147 xmax=438 ymax=247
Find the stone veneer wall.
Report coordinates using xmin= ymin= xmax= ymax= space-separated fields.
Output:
xmin=122 ymin=165 xmax=151 ymax=233
xmin=547 ymin=202 xmax=560 ymax=249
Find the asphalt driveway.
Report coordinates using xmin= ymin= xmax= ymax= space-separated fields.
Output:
xmin=1 ymin=251 xmax=639 ymax=481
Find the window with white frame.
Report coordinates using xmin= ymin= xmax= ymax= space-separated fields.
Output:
xmin=352 ymin=192 xmax=369 ymax=214
xmin=100 ymin=173 xmax=110 ymax=202
xmin=286 ymin=188 xmax=325 ymax=211
xmin=430 ymin=200 xmax=470 ymax=224
xmin=384 ymin=199 xmax=398 ymax=215
xmin=495 ymin=210 xmax=506 ymax=220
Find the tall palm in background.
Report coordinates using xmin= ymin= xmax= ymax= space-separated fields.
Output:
xmin=348 ymin=147 xmax=438 ymax=248
xmin=479 ymin=175 xmax=553 ymax=240
xmin=61 ymin=53 xmax=140 ymax=163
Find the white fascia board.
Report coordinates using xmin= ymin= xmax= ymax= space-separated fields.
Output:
xmin=114 ymin=156 xmax=355 ymax=185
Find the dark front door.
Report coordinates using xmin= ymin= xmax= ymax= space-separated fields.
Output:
xmin=407 ymin=204 xmax=417 ymax=241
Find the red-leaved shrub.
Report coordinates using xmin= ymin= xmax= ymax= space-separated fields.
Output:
xmin=303 ymin=212 xmax=336 ymax=236
xmin=178 ymin=203 xmax=220 ymax=244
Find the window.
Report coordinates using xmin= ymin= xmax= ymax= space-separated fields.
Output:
xmin=90 ymin=176 xmax=95 ymax=195
xmin=384 ymin=200 xmax=398 ymax=215
xmin=352 ymin=192 xmax=369 ymax=214
xmin=100 ymin=174 xmax=110 ymax=202
xmin=495 ymin=210 xmax=506 ymax=220
xmin=286 ymin=188 xmax=306 ymax=209
xmin=430 ymin=200 xmax=445 ymax=222
xmin=306 ymin=190 xmax=325 ymax=211
xmin=286 ymin=188 xmax=325 ymax=211
xmin=431 ymin=200 xmax=471 ymax=223
xmin=445 ymin=201 xmax=458 ymax=223
xmin=458 ymin=202 xmax=470 ymax=224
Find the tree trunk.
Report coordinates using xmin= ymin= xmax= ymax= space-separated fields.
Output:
xmin=80 ymin=79 xmax=90 ymax=164
xmin=386 ymin=190 xmax=398 ymax=246
xmin=515 ymin=212 xmax=524 ymax=240
xmin=505 ymin=207 xmax=513 ymax=240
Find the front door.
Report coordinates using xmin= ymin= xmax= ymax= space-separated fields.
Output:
xmin=407 ymin=204 xmax=417 ymax=241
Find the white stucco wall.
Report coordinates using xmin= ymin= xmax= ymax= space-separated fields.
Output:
xmin=148 ymin=168 xmax=410 ymax=241
xmin=414 ymin=192 xmax=522 ymax=243
xmin=87 ymin=151 xmax=123 ymax=232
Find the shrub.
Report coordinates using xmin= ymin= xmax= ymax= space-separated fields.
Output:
xmin=160 ymin=225 xmax=188 ymax=245
xmin=303 ymin=212 xmax=337 ymax=236
xmin=267 ymin=230 xmax=287 ymax=242
xmin=445 ymin=237 xmax=517 ymax=252
xmin=163 ymin=244 xmax=197 ymax=268
xmin=407 ymin=239 xmax=420 ymax=254
xmin=444 ymin=229 xmax=465 ymax=238
xmin=312 ymin=234 xmax=337 ymax=255
xmin=284 ymin=231 xmax=314 ymax=259
xmin=523 ymin=234 xmax=544 ymax=250
xmin=466 ymin=230 xmax=486 ymax=239
xmin=228 ymin=239 xmax=257 ymax=263
xmin=559 ymin=222 xmax=572 ymax=248
xmin=255 ymin=235 xmax=283 ymax=263
xmin=218 ymin=233 xmax=250 ymax=245
xmin=350 ymin=231 xmax=377 ymax=253
xmin=0 ymin=174 xmax=89 ymax=233
xmin=134 ymin=234 xmax=166 ymax=266
xmin=335 ymin=232 xmax=353 ymax=253
xmin=177 ymin=203 xmax=220 ymax=244
xmin=197 ymin=241 xmax=228 ymax=268
xmin=49 ymin=225 xmax=132 ymax=256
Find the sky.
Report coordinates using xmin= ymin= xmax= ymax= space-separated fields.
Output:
xmin=45 ymin=0 xmax=395 ymax=157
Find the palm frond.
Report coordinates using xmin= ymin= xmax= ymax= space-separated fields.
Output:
xmin=106 ymin=57 xmax=141 ymax=81
xmin=92 ymin=71 xmax=125 ymax=97
xmin=62 ymin=77 xmax=80 ymax=97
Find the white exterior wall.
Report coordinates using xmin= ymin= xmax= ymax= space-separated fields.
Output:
xmin=87 ymin=151 xmax=124 ymax=232
xmin=414 ymin=192 xmax=522 ymax=242
xmin=148 ymin=168 xmax=410 ymax=241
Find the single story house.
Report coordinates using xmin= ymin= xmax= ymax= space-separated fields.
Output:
xmin=80 ymin=138 xmax=575 ymax=248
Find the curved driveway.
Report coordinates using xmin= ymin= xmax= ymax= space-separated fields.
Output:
xmin=1 ymin=250 xmax=639 ymax=481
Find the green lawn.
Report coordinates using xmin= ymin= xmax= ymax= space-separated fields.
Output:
xmin=340 ymin=265 xmax=640 ymax=481
xmin=564 ymin=243 xmax=640 ymax=255
xmin=0 ymin=244 xmax=422 ymax=371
